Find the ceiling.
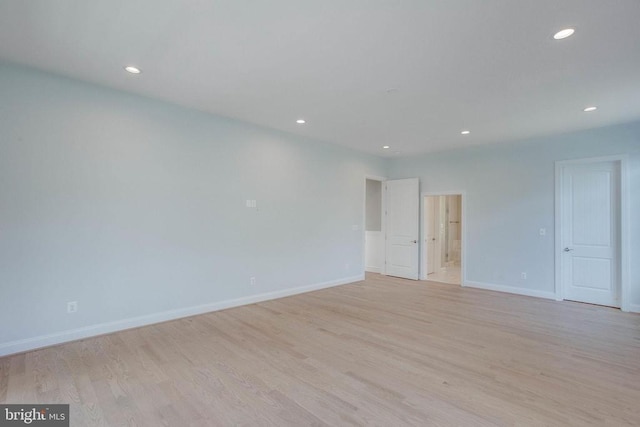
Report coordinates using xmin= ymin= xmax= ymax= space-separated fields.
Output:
xmin=1 ymin=1 xmax=639 ymax=157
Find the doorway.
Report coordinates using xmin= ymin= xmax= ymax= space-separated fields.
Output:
xmin=385 ymin=178 xmax=420 ymax=280
xmin=364 ymin=178 xmax=384 ymax=273
xmin=555 ymin=156 xmax=629 ymax=309
xmin=422 ymin=193 xmax=463 ymax=285
xmin=364 ymin=176 xmax=420 ymax=280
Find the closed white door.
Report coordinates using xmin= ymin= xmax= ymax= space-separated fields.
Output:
xmin=560 ymin=161 xmax=620 ymax=307
xmin=385 ymin=178 xmax=419 ymax=280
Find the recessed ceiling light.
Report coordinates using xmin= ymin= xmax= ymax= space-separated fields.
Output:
xmin=461 ymin=130 xmax=470 ymax=135
xmin=553 ymin=28 xmax=575 ymax=40
xmin=382 ymin=145 xmax=390 ymax=149
xmin=296 ymin=119 xmax=306 ymax=124
xmin=124 ymin=66 xmax=141 ymax=74
xmin=583 ymin=106 xmax=597 ymax=112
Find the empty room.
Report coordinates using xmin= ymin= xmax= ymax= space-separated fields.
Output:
xmin=1 ymin=1 xmax=639 ymax=426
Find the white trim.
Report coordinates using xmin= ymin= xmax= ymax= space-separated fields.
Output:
xmin=555 ymin=154 xmax=628 ymax=165
xmin=554 ymin=161 xmax=563 ymax=301
xmin=420 ymin=191 xmax=466 ymax=285
xmin=627 ymin=304 xmax=640 ymax=314
xmin=363 ymin=175 xmax=386 ymax=277
xmin=619 ymin=157 xmax=631 ymax=312
xmin=555 ymin=155 xmax=630 ymax=309
xmin=0 ymin=274 xmax=364 ymax=357
xmin=365 ymin=174 xmax=387 ymax=182
xmin=464 ymin=280 xmax=556 ymax=300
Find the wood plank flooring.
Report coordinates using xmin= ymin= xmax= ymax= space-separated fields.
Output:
xmin=1 ymin=273 xmax=639 ymax=426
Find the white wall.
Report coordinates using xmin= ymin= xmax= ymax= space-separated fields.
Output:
xmin=365 ymin=179 xmax=382 ymax=231
xmin=365 ymin=231 xmax=384 ymax=273
xmin=0 ymin=63 xmax=386 ymax=355
xmin=389 ymin=122 xmax=640 ymax=308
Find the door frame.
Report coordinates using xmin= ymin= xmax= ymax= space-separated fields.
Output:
xmin=363 ymin=175 xmax=387 ymax=275
xmin=554 ymin=155 xmax=630 ymax=311
xmin=420 ymin=191 xmax=467 ymax=285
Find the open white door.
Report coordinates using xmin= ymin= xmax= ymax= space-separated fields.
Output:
xmin=385 ymin=178 xmax=419 ymax=280
xmin=559 ymin=160 xmax=620 ymax=307
xmin=425 ymin=196 xmax=437 ymax=275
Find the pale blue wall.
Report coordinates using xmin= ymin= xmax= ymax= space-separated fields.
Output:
xmin=1 ymin=60 xmax=638 ymax=354
xmin=388 ymin=122 xmax=640 ymax=306
xmin=0 ymin=63 xmax=385 ymax=349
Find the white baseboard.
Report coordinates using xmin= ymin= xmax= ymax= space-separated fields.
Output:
xmin=463 ymin=280 xmax=556 ymax=300
xmin=624 ymin=303 xmax=640 ymax=314
xmin=0 ymin=274 xmax=364 ymax=357
xmin=365 ymin=266 xmax=381 ymax=273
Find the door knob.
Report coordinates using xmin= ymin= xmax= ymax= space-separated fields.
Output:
xmin=564 ymin=247 xmax=573 ymax=252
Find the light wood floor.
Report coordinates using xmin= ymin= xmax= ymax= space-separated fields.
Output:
xmin=1 ymin=274 xmax=639 ymax=426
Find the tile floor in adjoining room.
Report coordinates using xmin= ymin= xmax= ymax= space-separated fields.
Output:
xmin=427 ymin=265 xmax=461 ymax=285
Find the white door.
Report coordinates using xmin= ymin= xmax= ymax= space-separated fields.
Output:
xmin=560 ymin=161 xmax=620 ymax=307
xmin=438 ymin=197 xmax=447 ymax=267
xmin=425 ymin=196 xmax=437 ymax=275
xmin=385 ymin=178 xmax=419 ymax=280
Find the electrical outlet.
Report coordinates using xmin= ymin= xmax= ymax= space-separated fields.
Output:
xmin=521 ymin=272 xmax=527 ymax=280
xmin=250 ymin=277 xmax=256 ymax=286
xmin=67 ymin=301 xmax=78 ymax=313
